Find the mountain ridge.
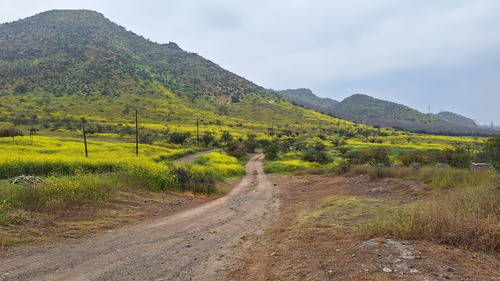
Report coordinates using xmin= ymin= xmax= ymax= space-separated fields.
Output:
xmin=0 ymin=9 xmax=340 ymax=139
xmin=274 ymin=89 xmax=496 ymax=135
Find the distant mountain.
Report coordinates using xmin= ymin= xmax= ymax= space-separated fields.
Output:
xmin=272 ymin=88 xmax=337 ymax=113
xmin=334 ymin=94 xmax=434 ymax=123
xmin=275 ymin=89 xmax=496 ymax=136
xmin=432 ymin=111 xmax=476 ymax=128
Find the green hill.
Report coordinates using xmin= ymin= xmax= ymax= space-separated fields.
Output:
xmin=334 ymin=94 xmax=433 ymax=122
xmin=272 ymin=88 xmax=337 ymax=114
xmin=275 ymin=89 xmax=495 ymax=135
xmin=0 ymin=10 xmax=344 ymax=138
xmin=432 ymin=111 xmax=476 ymax=128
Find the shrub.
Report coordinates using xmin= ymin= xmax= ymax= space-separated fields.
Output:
xmin=263 ymin=143 xmax=280 ymax=159
xmin=399 ymin=150 xmax=429 ymax=166
xmin=484 ymin=135 xmax=500 ymax=169
xmin=243 ymin=139 xmax=260 ymax=153
xmin=0 ymin=127 xmax=23 ymax=140
xmin=224 ymin=141 xmax=248 ymax=158
xmin=201 ymin=132 xmax=215 ymax=146
xmin=360 ymin=147 xmax=391 ymax=166
xmin=437 ymin=142 xmax=474 ymax=168
xmin=301 ymin=149 xmax=330 ymax=164
xmin=169 ymin=132 xmax=190 ymax=144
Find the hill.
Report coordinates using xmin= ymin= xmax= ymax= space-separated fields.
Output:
xmin=0 ymin=10 xmax=341 ymax=138
xmin=432 ymin=111 xmax=476 ymax=128
xmin=334 ymin=94 xmax=433 ymax=123
xmin=272 ymin=88 xmax=337 ymax=114
xmin=274 ymin=89 xmax=496 ymax=136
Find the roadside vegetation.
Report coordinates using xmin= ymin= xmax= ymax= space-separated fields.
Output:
xmin=260 ymin=132 xmax=500 ymax=254
xmin=0 ymin=117 xmax=498 ymax=252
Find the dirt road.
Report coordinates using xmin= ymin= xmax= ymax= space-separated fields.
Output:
xmin=173 ymin=150 xmax=214 ymax=164
xmin=0 ymin=154 xmax=279 ymax=281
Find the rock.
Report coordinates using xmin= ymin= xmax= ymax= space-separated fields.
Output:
xmin=270 ymin=252 xmax=277 ymax=257
xmin=410 ymin=269 xmax=419 ymax=274
xmin=383 ymin=268 xmax=392 ymax=273
xmin=11 ymin=175 xmax=44 ymax=185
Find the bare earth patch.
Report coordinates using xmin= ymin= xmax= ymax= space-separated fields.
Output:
xmin=227 ymin=174 xmax=500 ymax=281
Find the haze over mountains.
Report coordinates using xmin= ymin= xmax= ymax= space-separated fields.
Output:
xmin=0 ymin=9 xmax=497 ymax=136
xmin=273 ymin=89 xmax=496 ymax=136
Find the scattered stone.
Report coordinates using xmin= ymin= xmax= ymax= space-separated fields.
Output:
xmin=11 ymin=175 xmax=44 ymax=185
xmin=383 ymin=268 xmax=392 ymax=273
xmin=270 ymin=252 xmax=277 ymax=257
xmin=410 ymin=269 xmax=419 ymax=274
xmin=410 ymin=163 xmax=421 ymax=170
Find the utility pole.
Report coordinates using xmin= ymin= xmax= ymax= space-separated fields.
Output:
xmin=82 ymin=120 xmax=88 ymax=158
xmin=196 ymin=118 xmax=199 ymax=146
xmin=135 ymin=109 xmax=139 ymax=156
xmin=271 ymin=107 xmax=276 ymax=140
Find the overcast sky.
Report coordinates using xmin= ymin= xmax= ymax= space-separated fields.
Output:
xmin=1 ymin=0 xmax=499 ymax=125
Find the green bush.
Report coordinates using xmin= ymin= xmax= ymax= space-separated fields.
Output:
xmin=263 ymin=143 xmax=280 ymax=159
xmin=301 ymin=149 xmax=330 ymax=164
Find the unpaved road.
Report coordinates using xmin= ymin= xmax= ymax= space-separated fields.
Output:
xmin=173 ymin=150 xmax=214 ymax=164
xmin=0 ymin=154 xmax=279 ymax=281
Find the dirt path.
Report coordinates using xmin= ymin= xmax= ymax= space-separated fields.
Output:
xmin=0 ymin=154 xmax=280 ymax=281
xmin=173 ymin=149 xmax=215 ymax=164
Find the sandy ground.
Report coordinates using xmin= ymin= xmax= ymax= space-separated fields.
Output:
xmin=0 ymin=154 xmax=280 ymax=281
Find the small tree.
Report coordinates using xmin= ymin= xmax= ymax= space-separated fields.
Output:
xmin=220 ymin=131 xmax=233 ymax=144
xmin=169 ymin=132 xmax=190 ymax=145
xmin=437 ymin=142 xmax=473 ymax=168
xmin=360 ymin=147 xmax=391 ymax=166
xmin=225 ymin=141 xmax=248 ymax=158
xmin=0 ymin=127 xmax=23 ymax=141
xmin=201 ymin=132 xmax=215 ymax=147
xmin=302 ymin=149 xmax=330 ymax=164
xmin=263 ymin=143 xmax=280 ymax=159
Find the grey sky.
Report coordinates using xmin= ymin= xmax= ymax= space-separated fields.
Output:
xmin=1 ymin=0 xmax=499 ymax=125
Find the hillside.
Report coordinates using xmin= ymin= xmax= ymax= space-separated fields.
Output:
xmin=432 ymin=111 xmax=476 ymax=128
xmin=272 ymin=88 xmax=337 ymax=114
xmin=275 ymin=89 xmax=496 ymax=136
xmin=0 ymin=10 xmax=340 ymax=137
xmin=0 ymin=10 xmax=269 ymax=101
xmin=334 ymin=94 xmax=433 ymax=123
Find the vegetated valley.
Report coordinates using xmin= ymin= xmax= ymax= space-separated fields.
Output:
xmin=0 ymin=10 xmax=499 ymax=280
